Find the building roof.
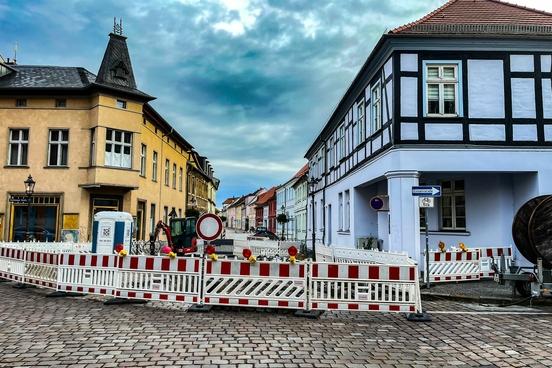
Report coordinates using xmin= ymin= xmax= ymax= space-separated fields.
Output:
xmin=223 ymin=197 xmax=238 ymax=205
xmin=256 ymin=187 xmax=276 ymax=206
xmin=0 ymin=33 xmax=154 ymax=101
xmin=294 ymin=164 xmax=309 ymax=179
xmin=391 ymin=0 xmax=552 ymax=35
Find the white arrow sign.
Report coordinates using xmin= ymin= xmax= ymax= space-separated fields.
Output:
xmin=412 ymin=185 xmax=441 ymax=197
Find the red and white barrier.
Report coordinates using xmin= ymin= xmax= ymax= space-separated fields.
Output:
xmin=57 ymin=254 xmax=119 ymax=295
xmin=478 ymin=247 xmax=513 ymax=278
xmin=24 ymin=251 xmax=59 ymax=289
xmin=309 ymin=262 xmax=421 ymax=313
xmin=428 ymin=250 xmax=480 ymax=283
xmin=0 ymin=247 xmax=26 ymax=282
xmin=203 ymin=259 xmax=307 ymax=309
xmin=116 ymin=255 xmax=201 ymax=303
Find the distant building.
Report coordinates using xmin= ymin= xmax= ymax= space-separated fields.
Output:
xmin=255 ymin=187 xmax=276 ymax=232
xmin=292 ymin=164 xmax=309 ymax=242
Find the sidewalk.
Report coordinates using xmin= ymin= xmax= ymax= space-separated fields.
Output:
xmin=421 ymin=280 xmax=530 ymax=304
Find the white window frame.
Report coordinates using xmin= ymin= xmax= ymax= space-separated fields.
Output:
xmin=140 ymin=144 xmax=147 ymax=176
xmin=48 ymin=129 xmax=69 ymax=166
xmin=344 ymin=190 xmax=350 ymax=231
xmin=8 ymin=128 xmax=29 ymax=166
xmin=179 ymin=167 xmax=183 ymax=192
xmin=357 ymin=100 xmax=365 ymax=145
xmin=172 ymin=163 xmax=177 ymax=189
xmin=152 ymin=151 xmax=158 ymax=182
xmin=440 ymin=180 xmax=466 ymax=230
xmin=164 ymin=159 xmax=170 ymax=186
xmin=116 ymin=99 xmax=127 ymax=109
xmin=425 ymin=64 xmax=459 ymax=117
xmin=371 ymin=82 xmax=382 ymax=133
xmin=105 ymin=129 xmax=132 ymax=168
xmin=338 ymin=125 xmax=345 ymax=160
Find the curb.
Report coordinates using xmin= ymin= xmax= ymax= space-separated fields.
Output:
xmin=421 ymin=292 xmax=552 ymax=306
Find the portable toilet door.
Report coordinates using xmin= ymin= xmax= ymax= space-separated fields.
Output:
xmin=92 ymin=211 xmax=133 ymax=254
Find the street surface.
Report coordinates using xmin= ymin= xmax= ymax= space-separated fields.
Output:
xmin=0 ymin=283 xmax=551 ymax=368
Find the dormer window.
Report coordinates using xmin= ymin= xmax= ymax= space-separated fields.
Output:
xmin=116 ymin=99 xmax=127 ymax=109
xmin=111 ymin=61 xmax=129 ymax=83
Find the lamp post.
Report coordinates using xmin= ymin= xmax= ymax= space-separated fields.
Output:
xmin=24 ymin=175 xmax=35 ymax=241
xmin=308 ymin=176 xmax=318 ymax=261
xmin=280 ymin=204 xmax=285 ymax=241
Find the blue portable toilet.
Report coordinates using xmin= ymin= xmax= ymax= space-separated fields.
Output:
xmin=92 ymin=211 xmax=133 ymax=254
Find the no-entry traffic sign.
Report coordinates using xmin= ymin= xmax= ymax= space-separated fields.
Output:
xmin=196 ymin=213 xmax=223 ymax=241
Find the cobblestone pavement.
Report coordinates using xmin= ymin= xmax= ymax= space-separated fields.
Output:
xmin=1 ymin=283 xmax=552 ymax=368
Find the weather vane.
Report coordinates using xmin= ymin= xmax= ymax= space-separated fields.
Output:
xmin=113 ymin=17 xmax=123 ymax=35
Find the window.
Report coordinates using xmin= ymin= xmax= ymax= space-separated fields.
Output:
xmin=338 ymin=192 xmax=343 ymax=230
xmin=163 ymin=206 xmax=168 ymax=224
xmin=15 ymin=99 xmax=26 ymax=107
xmin=140 ymin=144 xmax=147 ymax=177
xmin=116 ymin=99 xmax=127 ymax=109
xmin=105 ymin=129 xmax=132 ymax=168
xmin=338 ymin=125 xmax=345 ymax=159
xmin=8 ymin=129 xmax=28 ymax=166
xmin=344 ymin=190 xmax=350 ymax=231
xmin=90 ymin=128 xmax=96 ymax=166
xmin=152 ymin=151 xmax=158 ymax=181
xmin=357 ymin=101 xmax=365 ymax=143
xmin=328 ymin=138 xmax=334 ymax=167
xmin=164 ymin=159 xmax=170 ymax=186
xmin=172 ymin=163 xmax=177 ymax=189
xmin=150 ymin=203 xmax=156 ymax=235
xmin=55 ymin=99 xmax=66 ymax=108
xmin=426 ymin=64 xmax=458 ymax=116
xmin=441 ymin=180 xmax=466 ymax=230
xmin=179 ymin=167 xmax=183 ymax=191
xmin=48 ymin=129 xmax=69 ymax=166
xmin=371 ymin=83 xmax=381 ymax=132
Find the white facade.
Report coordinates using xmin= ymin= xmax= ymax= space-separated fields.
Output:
xmin=305 ymin=35 xmax=552 ymax=266
xmin=276 ymin=179 xmax=297 ymax=240
xmin=294 ymin=177 xmax=308 ymax=243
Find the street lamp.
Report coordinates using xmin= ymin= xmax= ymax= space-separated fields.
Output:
xmin=308 ymin=176 xmax=318 ymax=261
xmin=280 ymin=204 xmax=285 ymax=241
xmin=24 ymin=175 xmax=35 ymax=241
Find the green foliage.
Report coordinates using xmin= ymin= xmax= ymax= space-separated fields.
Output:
xmin=277 ymin=213 xmax=289 ymax=224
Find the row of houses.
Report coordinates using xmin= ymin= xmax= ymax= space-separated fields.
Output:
xmin=0 ymin=26 xmax=219 ymax=242
xmin=303 ymin=0 xmax=552 ymax=264
xmin=221 ymin=164 xmax=309 ymax=241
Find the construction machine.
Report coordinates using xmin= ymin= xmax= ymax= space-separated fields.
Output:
xmin=152 ymin=217 xmax=198 ymax=256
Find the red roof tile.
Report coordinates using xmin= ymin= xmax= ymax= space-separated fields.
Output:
xmin=256 ymin=187 xmax=276 ymax=206
xmin=293 ymin=164 xmax=309 ymax=179
xmin=391 ymin=0 xmax=552 ymax=34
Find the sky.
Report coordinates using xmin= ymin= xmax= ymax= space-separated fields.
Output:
xmin=1 ymin=0 xmax=550 ymax=206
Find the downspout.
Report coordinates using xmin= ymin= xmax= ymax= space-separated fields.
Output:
xmin=322 ymin=141 xmax=327 ymax=245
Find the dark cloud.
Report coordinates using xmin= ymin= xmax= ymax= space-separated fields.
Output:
xmin=0 ymin=0 xmax=446 ymax=204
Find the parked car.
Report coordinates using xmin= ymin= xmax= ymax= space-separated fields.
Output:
xmin=253 ymin=229 xmax=279 ymax=240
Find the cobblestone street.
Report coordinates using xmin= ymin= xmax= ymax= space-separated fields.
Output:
xmin=1 ymin=283 xmax=552 ymax=367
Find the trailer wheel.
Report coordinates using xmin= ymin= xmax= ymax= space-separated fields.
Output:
xmin=515 ymin=280 xmax=531 ymax=297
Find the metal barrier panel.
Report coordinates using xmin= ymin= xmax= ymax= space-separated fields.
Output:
xmin=57 ymin=254 xmax=119 ymax=295
xmin=24 ymin=251 xmax=59 ymax=289
xmin=333 ymin=247 xmax=415 ymax=265
xmin=0 ymin=241 xmax=91 ymax=253
xmin=0 ymin=247 xmax=26 ymax=282
xmin=478 ymin=247 xmax=513 ymax=278
xmin=203 ymin=259 xmax=307 ymax=309
xmin=429 ymin=251 xmax=480 ymax=283
xmin=116 ymin=255 xmax=201 ymax=303
xmin=309 ymin=262 xmax=420 ymax=313
xmin=315 ymin=244 xmax=335 ymax=262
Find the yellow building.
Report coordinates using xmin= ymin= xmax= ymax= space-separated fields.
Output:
xmin=187 ymin=151 xmax=219 ymax=214
xmin=0 ymin=29 xmax=218 ymax=242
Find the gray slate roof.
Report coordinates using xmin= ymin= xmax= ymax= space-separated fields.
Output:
xmin=0 ymin=65 xmax=96 ymax=88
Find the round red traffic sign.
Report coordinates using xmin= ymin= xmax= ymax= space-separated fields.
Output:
xmin=196 ymin=213 xmax=223 ymax=241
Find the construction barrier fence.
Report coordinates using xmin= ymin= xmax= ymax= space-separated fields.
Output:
xmin=0 ymin=245 xmax=422 ymax=315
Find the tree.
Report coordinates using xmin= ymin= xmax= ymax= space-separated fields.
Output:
xmin=277 ymin=213 xmax=289 ymax=240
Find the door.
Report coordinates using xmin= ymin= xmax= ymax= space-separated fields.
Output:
xmin=136 ymin=201 xmax=146 ymax=240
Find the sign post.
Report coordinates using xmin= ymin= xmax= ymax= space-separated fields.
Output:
xmin=412 ymin=186 xmax=441 ymax=289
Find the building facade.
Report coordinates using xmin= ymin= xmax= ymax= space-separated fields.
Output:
xmin=304 ymin=0 xmax=552 ymax=265
xmin=0 ymin=29 xmax=218 ymax=242
xmin=293 ymin=165 xmax=309 ymax=243
xmin=187 ymin=151 xmax=219 ymax=214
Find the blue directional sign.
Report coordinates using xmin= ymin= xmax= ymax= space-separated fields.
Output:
xmin=412 ymin=185 xmax=441 ymax=197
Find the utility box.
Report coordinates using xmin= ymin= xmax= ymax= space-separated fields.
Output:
xmin=92 ymin=211 xmax=133 ymax=254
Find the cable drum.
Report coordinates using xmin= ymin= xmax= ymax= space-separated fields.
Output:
xmin=512 ymin=195 xmax=552 ymax=268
